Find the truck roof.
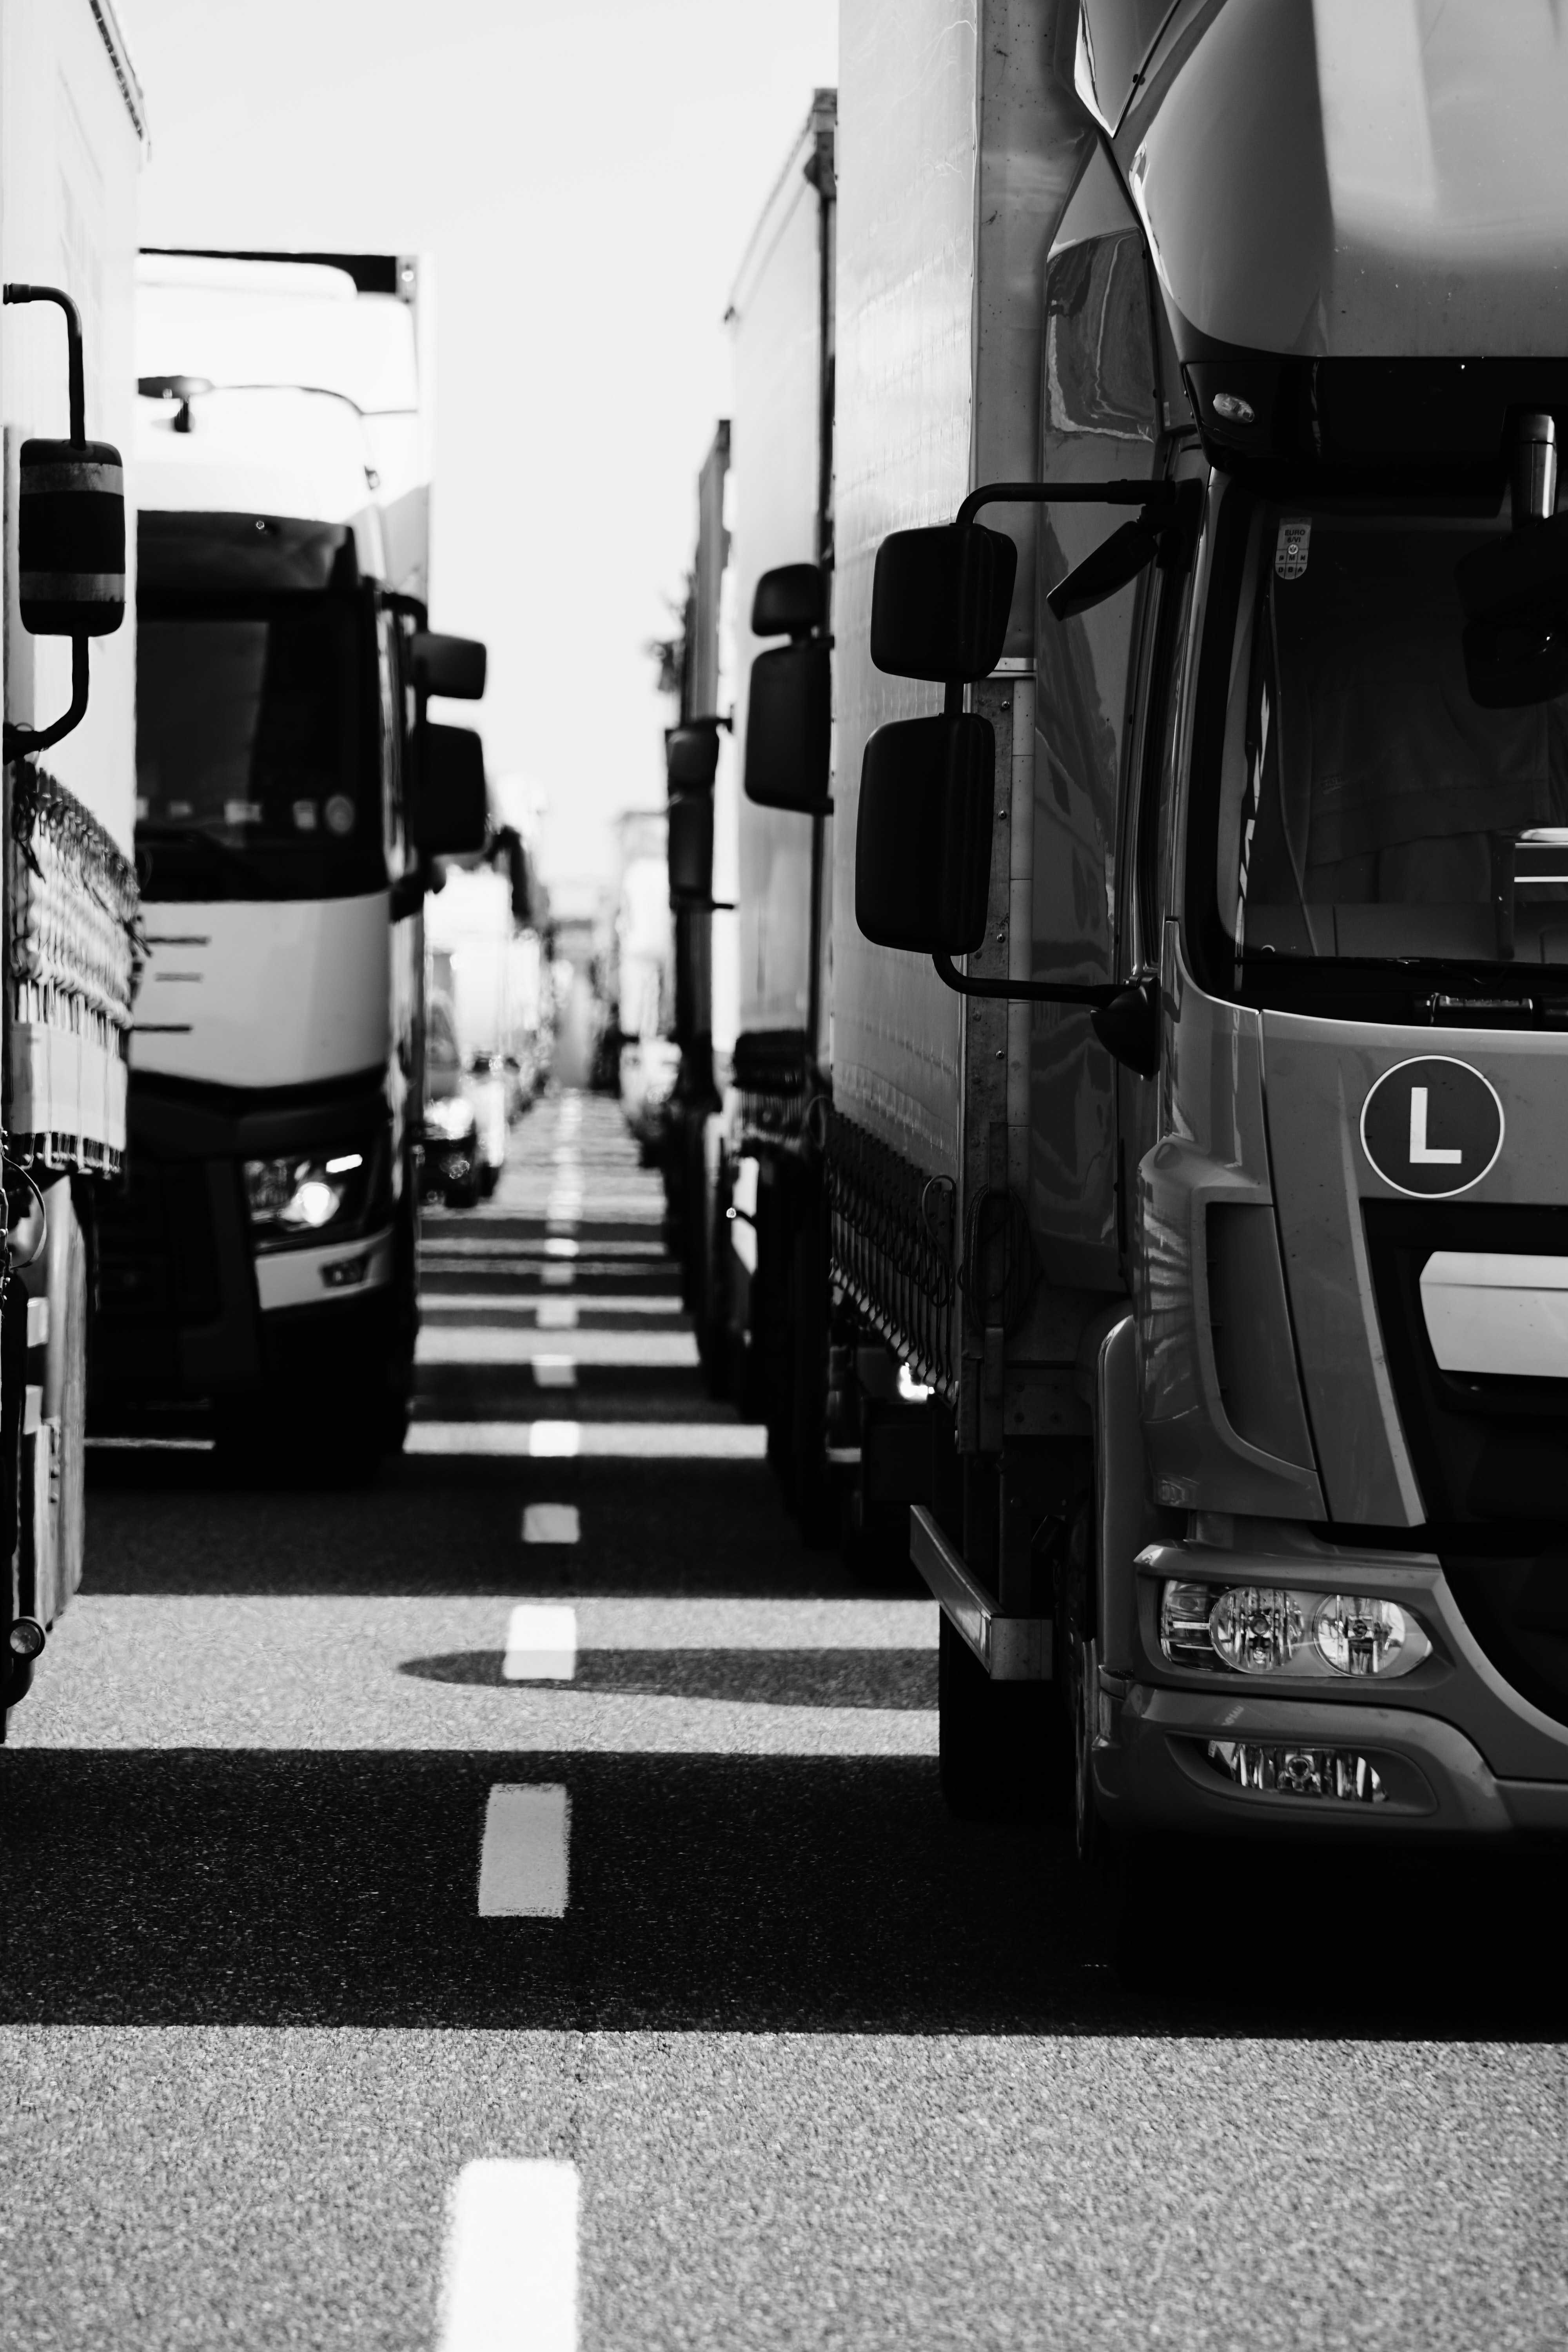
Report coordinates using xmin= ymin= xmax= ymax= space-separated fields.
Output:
xmin=132 ymin=249 xmax=432 ymax=596
xmin=1121 ymin=0 xmax=1568 ymax=362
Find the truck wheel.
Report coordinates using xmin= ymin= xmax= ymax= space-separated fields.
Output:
xmin=937 ymin=1612 xmax=1058 ymax=1821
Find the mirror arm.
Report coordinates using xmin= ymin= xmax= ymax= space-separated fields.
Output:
xmin=4 ymin=634 xmax=88 ymax=760
xmin=930 ymin=949 xmax=1117 ymax=1008
xmin=931 ymin=958 xmax=1161 ymax=1076
xmin=955 ymin=477 xmax=1178 ymax=528
xmin=3 ymin=284 xmax=85 ymax=440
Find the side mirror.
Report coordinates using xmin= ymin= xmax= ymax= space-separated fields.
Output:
xmin=1046 ymin=514 xmax=1161 ymax=621
xmin=668 ymin=789 xmax=715 ymax=907
xmin=855 ymin=714 xmax=995 ymax=952
xmin=411 ymin=721 xmax=488 ymax=857
xmin=744 ymin=641 xmax=830 ymax=811
xmin=411 ymin=631 xmax=487 ymax=700
xmin=753 ymin=563 xmax=826 ymax=638
xmin=666 ymin=722 xmax=721 ymax=790
xmin=869 ymin=523 xmax=1016 ymax=681
xmin=18 ymin=437 xmax=125 ymax=636
xmin=1457 ymin=515 xmax=1568 ymax=707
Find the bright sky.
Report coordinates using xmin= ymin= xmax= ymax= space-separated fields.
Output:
xmin=116 ymin=0 xmax=838 ymax=896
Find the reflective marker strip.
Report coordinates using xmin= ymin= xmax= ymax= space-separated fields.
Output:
xmin=503 ymin=1602 xmax=577 ymax=1674
xmin=437 ymin=2159 xmax=579 ymax=2352
xmin=545 ymin=1238 xmax=579 ymax=1260
xmin=521 ymin=1505 xmax=581 ymax=1546
xmin=478 ymin=1784 xmax=569 ymax=1916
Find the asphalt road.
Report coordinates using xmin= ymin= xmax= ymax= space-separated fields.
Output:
xmin=3 ymin=1093 xmax=1567 ymax=2350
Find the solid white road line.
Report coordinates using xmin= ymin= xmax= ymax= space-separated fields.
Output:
xmin=437 ymin=2158 xmax=579 ymax=2352
xmin=407 ymin=1421 xmax=766 ymax=1460
xmin=478 ymin=1784 xmax=570 ymax=1916
xmin=503 ymin=1602 xmax=578 ymax=1675
xmin=531 ymin=1357 xmax=578 ymax=1390
xmin=521 ymin=1504 xmax=581 ymax=1545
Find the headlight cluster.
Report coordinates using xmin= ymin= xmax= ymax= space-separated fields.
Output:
xmin=1160 ymin=1581 xmax=1430 ymax=1679
xmin=243 ymin=1146 xmax=374 ymax=1248
xmin=424 ymin=1095 xmax=477 ymax=1141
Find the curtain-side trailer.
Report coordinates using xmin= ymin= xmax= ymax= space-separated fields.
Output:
xmin=1 ymin=0 xmax=145 ymax=1722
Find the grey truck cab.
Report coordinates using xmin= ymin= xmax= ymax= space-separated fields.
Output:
xmin=855 ymin=3 xmax=1568 ymax=1848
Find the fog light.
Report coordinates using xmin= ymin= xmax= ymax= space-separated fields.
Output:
xmin=1209 ymin=1586 xmax=1306 ymax=1675
xmin=1313 ymin=1593 xmax=1408 ymax=1677
xmin=1207 ymin=1740 xmax=1385 ymax=1803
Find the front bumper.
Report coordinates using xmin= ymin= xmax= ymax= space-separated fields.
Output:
xmin=1097 ymin=1529 xmax=1568 ymax=1841
xmin=1096 ymin=1684 xmax=1568 ymax=1838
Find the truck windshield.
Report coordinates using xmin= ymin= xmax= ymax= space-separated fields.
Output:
xmin=136 ymin=515 xmax=385 ymax=904
xmin=1216 ymin=501 xmax=1568 ymax=974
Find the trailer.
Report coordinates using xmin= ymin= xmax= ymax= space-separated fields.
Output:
xmin=663 ymin=95 xmax=839 ymax=1516
xmin=1 ymin=0 xmax=145 ymax=1721
xmin=826 ymin=0 xmax=1568 ymax=1850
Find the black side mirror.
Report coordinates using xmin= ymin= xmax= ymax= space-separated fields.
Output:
xmin=1457 ymin=514 xmax=1568 ymax=707
xmin=668 ymin=789 xmax=714 ymax=906
xmin=666 ymin=722 xmax=721 ymax=791
xmin=18 ymin=436 xmax=125 ymax=637
xmin=411 ymin=632 xmax=487 ymax=700
xmin=869 ymin=523 xmax=1016 ymax=681
xmin=411 ymin=721 xmax=488 ymax=856
xmin=753 ymin=563 xmax=826 ymax=638
xmin=855 ymin=714 xmax=995 ymax=952
xmin=1046 ymin=513 xmax=1162 ymax=621
xmin=744 ymin=641 xmax=830 ymax=812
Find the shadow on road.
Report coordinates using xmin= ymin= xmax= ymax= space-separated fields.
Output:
xmin=1 ymin=1747 xmax=1561 ymax=2042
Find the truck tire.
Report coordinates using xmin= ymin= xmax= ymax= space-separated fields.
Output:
xmin=937 ymin=1611 xmax=1060 ymax=1822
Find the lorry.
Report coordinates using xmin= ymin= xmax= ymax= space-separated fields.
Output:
xmin=425 ymin=827 xmax=552 ymax=1196
xmin=1 ymin=0 xmax=145 ymax=1722
xmin=662 ymin=98 xmax=839 ymax=1514
xmin=93 ymin=247 xmax=487 ymax=1476
xmin=611 ymin=806 xmax=680 ymax=1156
xmin=724 ymin=0 xmax=1568 ymax=1857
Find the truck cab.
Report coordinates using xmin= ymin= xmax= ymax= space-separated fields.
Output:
xmin=852 ymin=0 xmax=1568 ymax=1847
xmin=93 ymin=251 xmax=485 ymax=1473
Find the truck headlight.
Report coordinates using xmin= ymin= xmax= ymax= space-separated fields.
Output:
xmin=244 ymin=1146 xmax=372 ymax=1247
xmin=1160 ymin=1580 xmax=1429 ymax=1679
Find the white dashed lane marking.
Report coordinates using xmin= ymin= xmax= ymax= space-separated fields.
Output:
xmin=535 ymin=1301 xmax=578 ymax=1330
xmin=437 ymin=2159 xmax=578 ymax=2352
xmin=530 ymin=1357 xmax=578 ymax=1390
xmin=477 ymin=1784 xmax=570 ymax=1916
xmin=522 ymin=1504 xmax=580 ymax=1546
xmin=503 ymin=1603 xmax=577 ymax=1677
